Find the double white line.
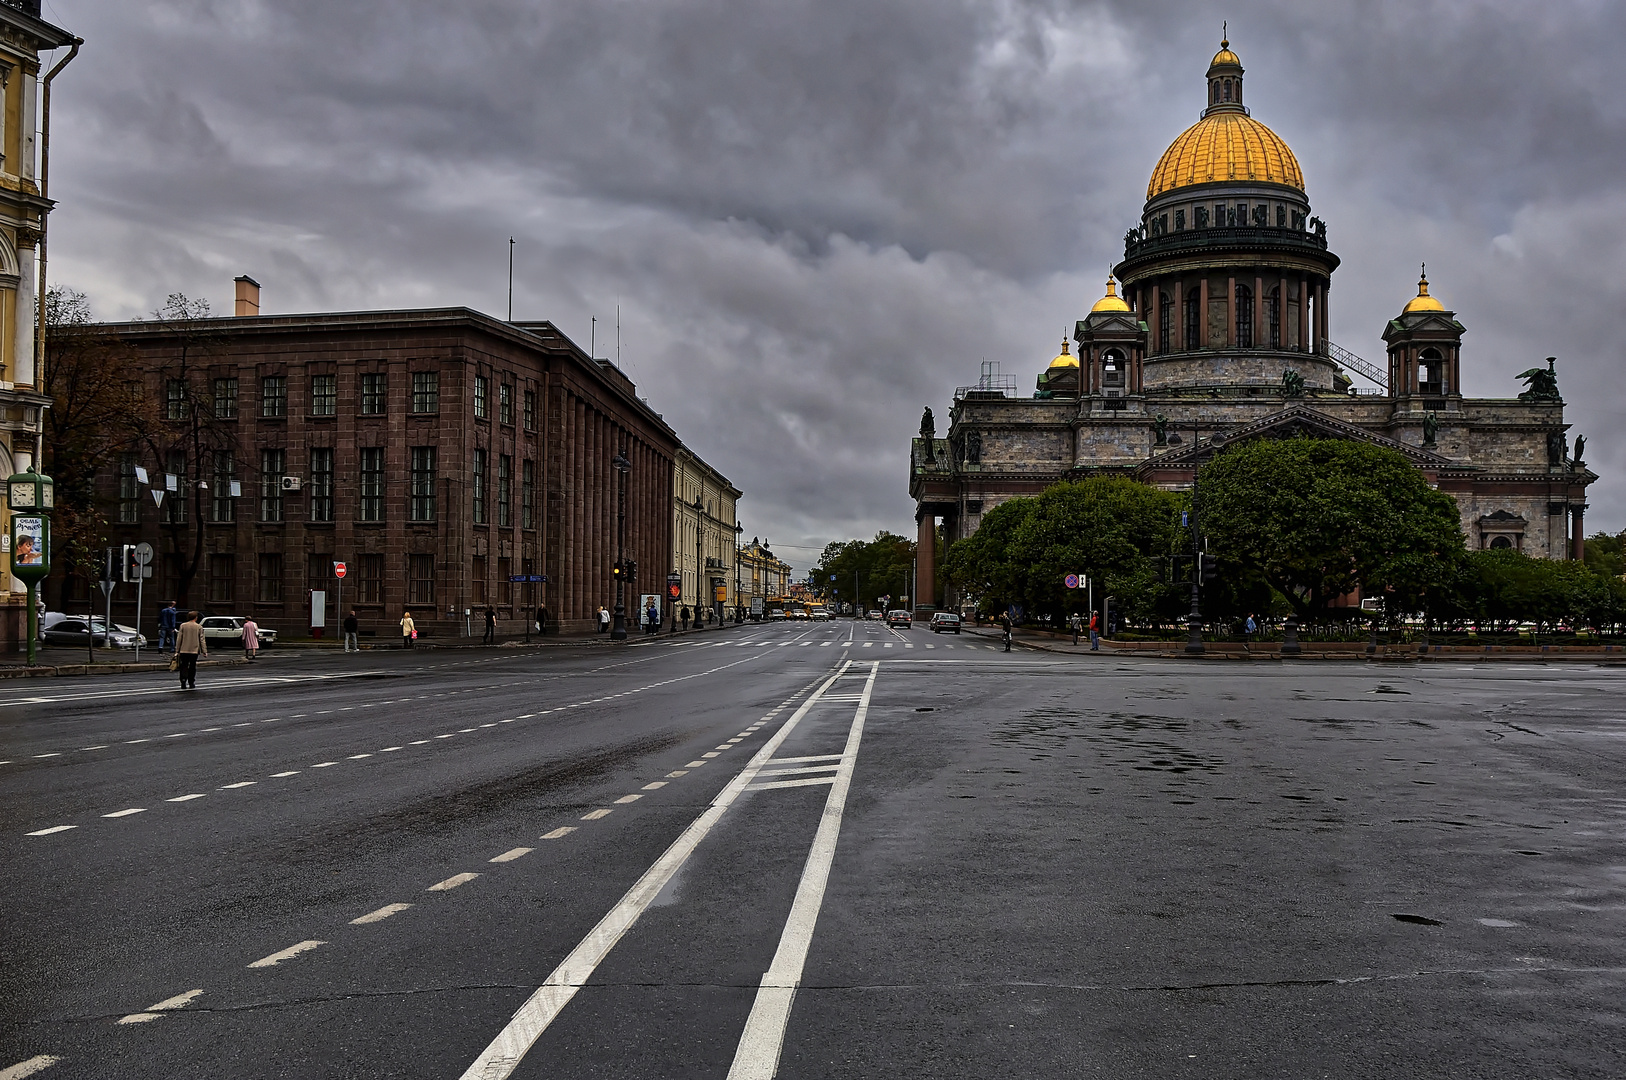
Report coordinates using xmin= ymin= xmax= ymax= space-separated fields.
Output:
xmin=459 ymin=659 xmax=877 ymax=1080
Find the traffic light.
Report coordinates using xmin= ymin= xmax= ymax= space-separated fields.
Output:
xmin=625 ymin=560 xmax=636 ymax=584
xmin=122 ymin=544 xmax=139 ymax=583
xmin=612 ymin=562 xmax=623 ymax=580
xmin=1198 ymin=552 xmax=1219 ymax=586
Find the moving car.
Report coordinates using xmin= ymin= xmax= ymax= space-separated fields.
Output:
xmin=809 ymin=607 xmax=831 ymax=621
xmin=886 ymin=609 xmax=912 ymax=628
xmin=38 ymin=614 xmax=147 ymax=649
xmin=768 ymin=608 xmax=786 ymax=621
xmin=929 ymin=611 xmax=962 ymax=634
xmin=867 ymin=610 xmax=884 ymax=621
xmin=199 ymin=615 xmax=279 ymax=647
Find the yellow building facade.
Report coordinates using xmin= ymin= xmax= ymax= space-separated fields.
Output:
xmin=672 ymin=449 xmax=742 ymax=621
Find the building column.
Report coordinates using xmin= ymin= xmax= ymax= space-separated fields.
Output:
xmin=1254 ymin=274 xmax=1264 ymax=350
xmin=13 ymin=234 xmax=35 ymax=387
xmin=1572 ymin=503 xmax=1586 ymax=561
xmin=1316 ymin=281 xmax=1327 ymax=353
xmin=1226 ymin=275 xmax=1235 ymax=347
xmin=1199 ymin=277 xmax=1210 ymax=350
xmin=916 ymin=511 xmax=935 ymax=612
xmin=1297 ymin=276 xmax=1307 ymax=351
xmin=1173 ymin=280 xmax=1184 ymax=351
xmin=1150 ymin=283 xmax=1161 ymax=354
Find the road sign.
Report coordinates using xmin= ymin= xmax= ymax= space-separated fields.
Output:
xmin=508 ymin=576 xmax=527 ymax=582
xmin=133 ymin=542 xmax=153 ymax=565
xmin=334 ymin=561 xmax=347 ymax=578
xmin=1064 ymin=573 xmax=1079 ymax=589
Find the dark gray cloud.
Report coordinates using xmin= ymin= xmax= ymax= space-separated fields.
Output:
xmin=42 ymin=0 xmax=1626 ymax=566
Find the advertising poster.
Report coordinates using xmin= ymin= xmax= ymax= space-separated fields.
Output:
xmin=12 ymin=517 xmax=43 ymax=567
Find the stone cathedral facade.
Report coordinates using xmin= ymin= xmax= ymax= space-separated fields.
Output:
xmin=908 ymin=39 xmax=1594 ymax=614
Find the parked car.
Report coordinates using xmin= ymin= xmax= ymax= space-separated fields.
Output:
xmin=39 ymin=614 xmax=147 ymax=649
xmin=886 ymin=609 xmax=912 ymax=628
xmin=929 ymin=611 xmax=962 ymax=634
xmin=198 ymin=615 xmax=279 ymax=647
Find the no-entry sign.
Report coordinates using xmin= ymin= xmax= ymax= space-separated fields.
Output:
xmin=334 ymin=562 xmax=347 ymax=578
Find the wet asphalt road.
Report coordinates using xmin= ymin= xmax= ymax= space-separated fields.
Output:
xmin=2 ymin=621 xmax=1624 ymax=1078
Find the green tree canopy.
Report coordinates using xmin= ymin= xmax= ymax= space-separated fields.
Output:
xmin=1194 ymin=437 xmax=1466 ymax=618
xmin=809 ymin=532 xmax=915 ymax=612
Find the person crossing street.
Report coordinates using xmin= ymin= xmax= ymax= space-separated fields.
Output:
xmin=174 ymin=611 xmax=207 ymax=690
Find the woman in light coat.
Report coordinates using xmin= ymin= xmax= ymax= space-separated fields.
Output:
xmin=400 ymin=609 xmax=416 ymax=648
xmin=242 ymin=616 xmax=260 ymax=661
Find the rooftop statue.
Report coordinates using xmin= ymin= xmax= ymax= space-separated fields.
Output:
xmin=1280 ymin=369 xmax=1305 ymax=398
xmin=1517 ymin=357 xmax=1561 ymax=402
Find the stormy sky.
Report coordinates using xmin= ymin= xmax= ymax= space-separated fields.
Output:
xmin=41 ymin=0 xmax=1626 ymax=571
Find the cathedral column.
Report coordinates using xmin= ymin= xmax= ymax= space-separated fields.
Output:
xmin=1151 ymin=285 xmax=1161 ymax=354
xmin=1199 ymin=278 xmax=1210 ymax=349
xmin=915 ymin=511 xmax=935 ymax=611
xmin=1254 ymin=274 xmax=1264 ymax=349
xmin=1226 ymin=275 xmax=1236 ymax=347
xmin=1278 ymin=273 xmax=1288 ymax=348
xmin=1298 ymin=276 xmax=1308 ymax=351
xmin=1315 ymin=281 xmax=1327 ymax=354
xmin=1174 ymin=280 xmax=1184 ymax=350
xmin=1572 ymin=504 xmax=1586 ymax=561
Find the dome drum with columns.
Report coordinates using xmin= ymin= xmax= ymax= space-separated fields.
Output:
xmin=906 ymin=37 xmax=1595 ymax=617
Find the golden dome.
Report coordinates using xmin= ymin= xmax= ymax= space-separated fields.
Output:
xmin=1089 ymin=276 xmax=1131 ymax=313
xmin=1402 ymin=270 xmax=1444 ymax=313
xmin=1146 ymin=112 xmax=1303 ymax=199
xmin=1048 ymin=339 xmax=1078 ymax=369
xmin=1208 ymin=37 xmax=1241 ymax=72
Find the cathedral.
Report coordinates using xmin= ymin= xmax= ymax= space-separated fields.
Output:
xmin=909 ymin=37 xmax=1594 ymax=614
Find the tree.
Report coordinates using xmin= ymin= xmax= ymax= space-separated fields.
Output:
xmin=943 ymin=477 xmax=1185 ymax=622
xmin=809 ymin=532 xmax=915 ymax=612
xmin=40 ymin=288 xmax=154 ymax=603
xmin=1195 ymin=438 xmax=1467 ymax=620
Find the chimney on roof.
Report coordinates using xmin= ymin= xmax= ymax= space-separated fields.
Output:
xmin=234 ymin=275 xmax=261 ymax=317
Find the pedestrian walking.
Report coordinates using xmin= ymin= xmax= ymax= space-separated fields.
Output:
xmin=999 ymin=610 xmax=1013 ymax=652
xmin=1070 ymin=613 xmax=1081 ymax=646
xmin=483 ymin=605 xmax=497 ymax=644
xmin=343 ymin=609 xmax=359 ymax=653
xmin=400 ymin=609 xmax=416 ymax=648
xmin=598 ymin=606 xmax=611 ymax=634
xmin=1243 ymin=613 xmax=1257 ymax=651
xmin=680 ymin=605 xmax=691 ymax=631
xmin=645 ymin=601 xmax=658 ymax=635
xmin=242 ymin=615 xmax=260 ymax=661
xmin=159 ymin=600 xmax=179 ymax=653
xmin=536 ymin=603 xmax=549 ymax=635
xmin=1088 ymin=611 xmax=1100 ymax=651
xmin=174 ymin=610 xmax=207 ymax=689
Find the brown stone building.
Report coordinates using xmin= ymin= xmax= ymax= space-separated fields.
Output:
xmin=65 ymin=291 xmax=683 ymax=638
xmin=910 ymin=39 xmax=1595 ymax=614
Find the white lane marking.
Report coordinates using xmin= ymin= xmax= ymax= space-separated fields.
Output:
xmin=435 ymin=734 xmax=455 ymax=740
xmin=33 ymin=753 xmax=60 ymax=759
xmin=747 ymin=775 xmax=838 ymax=792
xmin=166 ymin=794 xmax=206 ymax=802
xmin=102 ymin=808 xmax=147 ymax=818
xmin=685 ymin=760 xmax=707 ymax=768
xmin=666 ymin=770 xmax=689 ymax=778
xmin=581 ymin=809 xmax=614 ymax=821
xmin=79 ymin=746 xmax=107 ymax=751
xmin=409 ymin=740 xmax=430 ymax=745
xmin=311 ymin=762 xmax=338 ymax=768
xmin=456 ymin=663 xmax=852 ymax=1080
xmin=200 ymin=727 xmax=222 ymax=732
xmin=541 ymin=827 xmax=577 ymax=840
xmin=862 ymin=641 xmax=873 ymax=648
xmin=25 ymin=825 xmax=76 ymax=836
xmin=755 ymin=764 xmax=840 ymax=777
xmin=642 ymin=782 xmax=667 ymax=791
xmin=271 ymin=771 xmax=299 ymax=777
xmin=702 ymin=752 xmax=721 ymax=759
xmin=0 ymin=1054 xmax=63 ymax=1078
xmin=126 ymin=739 xmax=151 ymax=744
xmin=247 ymin=939 xmax=326 ymax=968
xmin=491 ymin=847 xmax=534 ymax=863
xmin=220 ymin=781 xmax=256 ymax=789
xmin=164 ymin=734 xmax=187 ymax=739
xmin=714 ymin=745 xmax=734 ymax=751
xmin=614 ymin=794 xmax=642 ymax=805
xmin=380 ymin=746 xmax=404 ymax=753
xmin=0 ymin=672 xmax=383 ymax=709
xmin=428 ymin=873 xmax=480 ymax=892
xmin=351 ymin=903 xmax=413 ymax=925
xmin=347 ymin=754 xmax=372 ymax=760
xmin=728 ymin=661 xmax=878 ymax=1079
xmin=770 ymin=754 xmax=843 ymax=764
xmin=117 ymin=988 xmax=204 ymax=1024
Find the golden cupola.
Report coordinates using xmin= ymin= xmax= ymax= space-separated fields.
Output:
xmin=1145 ymin=36 xmax=1304 ymax=199
xmin=1048 ymin=339 xmax=1078 ymax=369
xmin=1089 ymin=277 xmax=1131 ymax=313
xmin=1402 ymin=268 xmax=1445 ymax=313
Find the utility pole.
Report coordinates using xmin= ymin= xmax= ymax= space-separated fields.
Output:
xmin=507 ymin=237 xmax=514 ymax=321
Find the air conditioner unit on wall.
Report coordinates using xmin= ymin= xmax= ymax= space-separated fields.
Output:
xmin=281 ymin=476 xmax=302 ymax=491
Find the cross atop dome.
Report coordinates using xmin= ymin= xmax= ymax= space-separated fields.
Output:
xmin=1205 ymin=29 xmax=1245 ymax=113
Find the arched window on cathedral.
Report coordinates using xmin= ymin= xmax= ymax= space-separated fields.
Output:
xmin=1185 ymin=291 xmax=1201 ymax=350
xmin=1234 ymin=283 xmax=1254 ymax=349
xmin=1267 ymin=285 xmax=1282 ymax=349
xmin=1223 ymin=80 xmax=1232 ymax=102
xmin=1101 ymin=350 xmax=1125 ymax=389
xmin=1158 ymin=292 xmax=1172 ymax=354
xmin=1419 ymin=347 xmax=1444 ymax=395
xmin=1489 ymin=536 xmax=1512 ymax=550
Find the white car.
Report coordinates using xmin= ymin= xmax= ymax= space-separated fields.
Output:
xmin=199 ymin=615 xmax=279 ymax=647
xmin=39 ymin=613 xmax=147 ymax=648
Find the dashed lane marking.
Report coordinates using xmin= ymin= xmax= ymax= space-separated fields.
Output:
xmin=271 ymin=771 xmax=299 ymax=777
xmin=685 ymin=760 xmax=708 ymax=768
xmin=581 ymin=809 xmax=614 ymax=821
xmin=166 ymin=794 xmax=206 ymax=803
xmin=642 ymin=781 xmax=667 ymax=790
xmin=0 ymin=1055 xmax=63 ymax=1078
xmin=614 ymin=794 xmax=642 ymax=805
xmin=351 ymin=904 xmax=413 ymax=925
xmin=25 ymin=825 xmax=76 ymax=836
xmin=102 ymin=808 xmax=147 ymax=818
xmin=427 ymin=873 xmax=480 ymax=892
xmin=541 ymin=827 xmax=577 ymax=840
xmin=247 ymin=939 xmax=326 ymax=969
xmin=116 ymin=988 xmax=204 ymax=1025
xmin=220 ymin=781 xmax=256 ymax=789
xmin=491 ymin=847 xmax=534 ymax=863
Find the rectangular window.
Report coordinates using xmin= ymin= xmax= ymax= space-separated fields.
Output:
xmin=499 ymin=556 xmax=512 ymax=606
xmin=408 ymin=554 xmax=435 ymax=607
xmin=311 ymin=374 xmax=336 ymax=416
xmin=358 ymin=553 xmax=384 ymax=604
xmin=523 ymin=389 xmax=536 ymax=431
xmin=163 ymin=450 xmax=187 ymax=524
xmin=471 ymin=448 xmax=487 ymax=524
xmin=257 ymin=553 xmax=283 ymax=603
xmin=209 ymin=554 xmax=235 ymax=603
xmin=472 ymin=554 xmax=487 ymax=605
xmin=211 ymin=452 xmax=235 ymax=522
xmin=165 ymin=378 xmax=188 ymax=420
xmin=521 ymin=459 xmax=535 ymax=529
xmin=499 ymin=383 xmax=513 ymax=425
xmin=118 ymin=453 xmax=140 ymax=523
xmin=473 ymin=375 xmax=489 ymax=420
xmin=360 ymin=372 xmax=386 ymax=415
xmin=261 ymin=448 xmax=285 ymax=522
xmin=212 ymin=377 xmax=238 ymax=419
xmin=307 ymin=553 xmax=330 ymax=594
xmin=261 ymin=376 xmax=287 ymax=418
xmin=309 ymin=447 xmax=334 ymax=522
xmin=359 ymin=447 xmax=384 ymax=522
xmin=497 ymin=454 xmax=512 ymax=528
xmin=412 ymin=371 xmax=439 ymax=414
xmin=410 ymin=447 xmax=437 ymax=521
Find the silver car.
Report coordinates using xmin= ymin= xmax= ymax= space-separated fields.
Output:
xmin=199 ymin=615 xmax=279 ymax=647
xmin=39 ymin=613 xmax=147 ymax=648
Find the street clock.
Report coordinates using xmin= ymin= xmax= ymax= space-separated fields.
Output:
xmin=7 ymin=469 xmax=52 ymax=511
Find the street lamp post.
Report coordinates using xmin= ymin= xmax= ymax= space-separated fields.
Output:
xmin=611 ymin=449 xmax=630 ymax=640
xmin=734 ymin=521 xmax=743 ymax=624
xmin=692 ymin=493 xmax=705 ymax=630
